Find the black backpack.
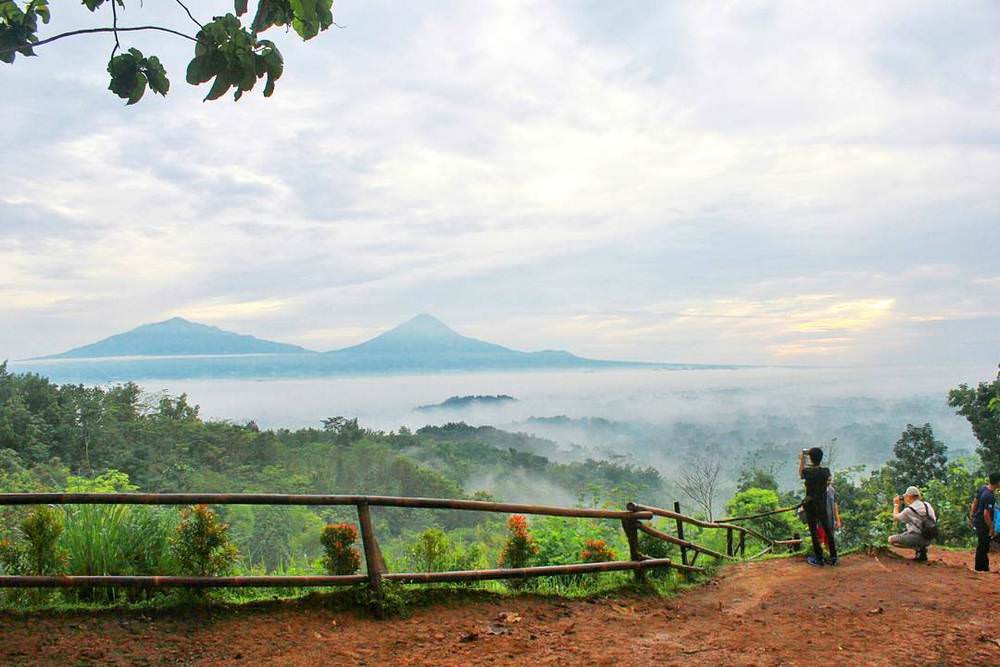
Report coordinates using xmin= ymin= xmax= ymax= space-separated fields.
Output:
xmin=909 ymin=502 xmax=939 ymax=541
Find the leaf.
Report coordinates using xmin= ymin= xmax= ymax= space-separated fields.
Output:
xmin=204 ymin=73 xmax=232 ymax=102
xmin=107 ymin=51 xmax=140 ymax=101
xmin=145 ymin=56 xmax=170 ymax=96
xmin=235 ymin=0 xmax=249 ymax=16
xmin=127 ymin=71 xmax=147 ymax=105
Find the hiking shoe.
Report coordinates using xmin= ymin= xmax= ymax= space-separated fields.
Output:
xmin=915 ymin=549 xmax=928 ymax=562
xmin=826 ymin=557 xmax=838 ymax=566
xmin=806 ymin=555 xmax=824 ymax=567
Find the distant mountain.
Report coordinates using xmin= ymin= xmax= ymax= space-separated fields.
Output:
xmin=416 ymin=394 xmax=518 ymax=412
xmin=322 ymin=314 xmax=630 ymax=372
xmin=18 ymin=313 xmax=737 ymax=382
xmin=40 ymin=317 xmax=311 ymax=359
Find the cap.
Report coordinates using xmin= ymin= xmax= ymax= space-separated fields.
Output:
xmin=904 ymin=486 xmax=921 ymax=498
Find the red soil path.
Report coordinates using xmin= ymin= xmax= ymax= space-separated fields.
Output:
xmin=2 ymin=549 xmax=997 ymax=666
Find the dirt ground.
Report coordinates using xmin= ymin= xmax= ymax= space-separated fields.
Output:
xmin=2 ymin=549 xmax=998 ymax=666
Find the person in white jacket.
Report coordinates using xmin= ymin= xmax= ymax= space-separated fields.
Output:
xmin=889 ymin=486 xmax=936 ymax=562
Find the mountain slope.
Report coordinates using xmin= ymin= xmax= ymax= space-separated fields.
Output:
xmin=42 ymin=317 xmax=311 ymax=358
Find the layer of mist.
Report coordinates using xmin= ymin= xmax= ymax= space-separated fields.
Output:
xmin=131 ymin=365 xmax=981 ymax=506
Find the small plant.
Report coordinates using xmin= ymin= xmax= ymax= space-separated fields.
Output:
xmin=0 ymin=537 xmax=23 ymax=574
xmin=321 ymin=523 xmax=361 ymax=575
xmin=354 ymin=580 xmax=408 ymax=619
xmin=407 ymin=527 xmax=451 ymax=572
xmin=171 ymin=505 xmax=240 ymax=576
xmin=499 ymin=514 xmax=538 ymax=569
xmin=579 ymin=538 xmax=616 ymax=564
xmin=20 ymin=506 xmax=66 ymax=574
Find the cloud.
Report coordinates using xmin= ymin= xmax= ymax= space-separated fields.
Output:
xmin=1 ymin=0 xmax=998 ymax=367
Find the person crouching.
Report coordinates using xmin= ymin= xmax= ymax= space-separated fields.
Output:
xmin=889 ymin=486 xmax=937 ymax=562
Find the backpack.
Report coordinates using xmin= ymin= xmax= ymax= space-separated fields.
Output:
xmin=909 ymin=502 xmax=939 ymax=541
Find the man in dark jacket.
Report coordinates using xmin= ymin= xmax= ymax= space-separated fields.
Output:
xmin=969 ymin=472 xmax=998 ymax=572
xmin=800 ymin=447 xmax=837 ymax=566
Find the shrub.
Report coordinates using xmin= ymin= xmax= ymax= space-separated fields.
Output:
xmin=0 ymin=537 xmax=21 ymax=575
xmin=354 ymin=580 xmax=407 ymax=618
xmin=19 ymin=506 xmax=65 ymax=575
xmin=321 ymin=523 xmax=361 ymax=575
xmin=498 ymin=514 xmax=538 ymax=569
xmin=579 ymin=538 xmax=616 ymax=563
xmin=407 ymin=527 xmax=451 ymax=572
xmin=172 ymin=505 xmax=240 ymax=576
xmin=724 ymin=488 xmax=797 ymax=542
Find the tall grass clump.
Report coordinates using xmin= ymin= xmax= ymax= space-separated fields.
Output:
xmin=59 ymin=471 xmax=176 ymax=602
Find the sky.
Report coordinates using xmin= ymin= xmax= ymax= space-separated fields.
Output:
xmin=2 ymin=1 xmax=999 ymax=368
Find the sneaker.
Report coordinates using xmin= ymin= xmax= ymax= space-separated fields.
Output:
xmin=806 ymin=555 xmax=825 ymax=567
xmin=826 ymin=557 xmax=838 ymax=566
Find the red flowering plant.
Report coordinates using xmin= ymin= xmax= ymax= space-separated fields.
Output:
xmin=580 ymin=538 xmax=616 ymax=563
xmin=321 ymin=523 xmax=361 ymax=575
xmin=498 ymin=514 xmax=539 ymax=570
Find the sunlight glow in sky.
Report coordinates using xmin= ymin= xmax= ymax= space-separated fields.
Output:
xmin=2 ymin=1 xmax=998 ymax=366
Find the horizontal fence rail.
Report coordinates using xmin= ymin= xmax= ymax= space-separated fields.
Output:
xmin=0 ymin=492 xmax=802 ymax=604
xmin=0 ymin=493 xmax=652 ymax=520
xmin=0 ymin=575 xmax=369 ymax=588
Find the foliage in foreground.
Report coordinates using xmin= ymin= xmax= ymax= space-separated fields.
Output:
xmin=1 ymin=1 xmax=336 ymax=104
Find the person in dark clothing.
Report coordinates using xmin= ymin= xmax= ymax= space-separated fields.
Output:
xmin=969 ymin=472 xmax=999 ymax=572
xmin=799 ymin=447 xmax=837 ymax=566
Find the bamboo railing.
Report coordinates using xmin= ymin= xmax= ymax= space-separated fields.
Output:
xmin=0 ymin=493 xmax=801 ymax=595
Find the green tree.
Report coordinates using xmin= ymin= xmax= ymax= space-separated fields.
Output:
xmin=949 ymin=367 xmax=1000 ymax=473
xmin=724 ymin=488 xmax=796 ymax=542
xmin=888 ymin=423 xmax=947 ymax=490
xmin=0 ymin=1 xmax=337 ymax=104
xmin=736 ymin=465 xmax=779 ymax=493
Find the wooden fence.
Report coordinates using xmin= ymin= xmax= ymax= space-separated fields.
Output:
xmin=0 ymin=493 xmax=801 ymax=592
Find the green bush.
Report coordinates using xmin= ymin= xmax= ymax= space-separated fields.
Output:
xmin=724 ymin=488 xmax=797 ymax=543
xmin=172 ymin=505 xmax=240 ymax=576
xmin=20 ymin=506 xmax=66 ymax=575
xmin=321 ymin=523 xmax=361 ymax=575
xmin=354 ymin=580 xmax=408 ymax=618
xmin=407 ymin=527 xmax=451 ymax=572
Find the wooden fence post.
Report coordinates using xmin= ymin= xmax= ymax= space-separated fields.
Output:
xmin=738 ymin=529 xmax=746 ymax=557
xmin=673 ymin=501 xmax=688 ymax=566
xmin=726 ymin=527 xmax=733 ymax=557
xmin=356 ymin=503 xmax=387 ymax=596
xmin=620 ymin=517 xmax=645 ymax=583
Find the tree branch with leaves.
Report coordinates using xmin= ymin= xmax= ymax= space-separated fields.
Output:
xmin=0 ymin=0 xmax=339 ymax=104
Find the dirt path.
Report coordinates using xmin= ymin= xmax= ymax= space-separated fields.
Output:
xmin=2 ymin=550 xmax=998 ymax=666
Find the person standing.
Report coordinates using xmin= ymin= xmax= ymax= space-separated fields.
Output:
xmin=799 ymin=447 xmax=837 ymax=566
xmin=969 ymin=472 xmax=999 ymax=572
xmin=889 ymin=486 xmax=936 ymax=562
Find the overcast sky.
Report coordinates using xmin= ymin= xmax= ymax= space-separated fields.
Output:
xmin=2 ymin=1 xmax=998 ymax=367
